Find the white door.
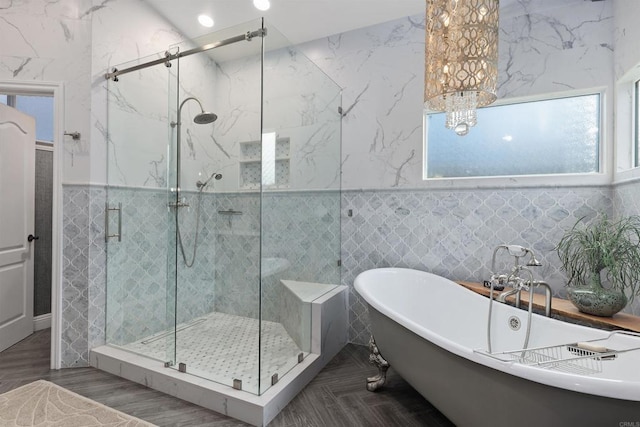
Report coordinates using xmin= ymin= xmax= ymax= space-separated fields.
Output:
xmin=0 ymin=103 xmax=35 ymax=352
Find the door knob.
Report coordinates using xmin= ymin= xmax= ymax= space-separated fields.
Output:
xmin=27 ymin=234 xmax=39 ymax=242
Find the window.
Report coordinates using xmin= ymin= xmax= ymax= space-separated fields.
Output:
xmin=0 ymin=94 xmax=54 ymax=143
xmin=424 ymin=93 xmax=601 ymax=179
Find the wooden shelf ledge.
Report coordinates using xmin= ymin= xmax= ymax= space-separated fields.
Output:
xmin=457 ymin=281 xmax=640 ymax=333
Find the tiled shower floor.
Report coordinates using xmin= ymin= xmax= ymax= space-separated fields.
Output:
xmin=119 ymin=311 xmax=306 ymax=394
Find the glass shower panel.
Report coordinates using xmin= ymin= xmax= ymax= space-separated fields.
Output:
xmin=105 ymin=52 xmax=177 ymax=366
xmin=259 ymin=22 xmax=342 ymax=394
xmin=170 ymin=19 xmax=264 ymax=395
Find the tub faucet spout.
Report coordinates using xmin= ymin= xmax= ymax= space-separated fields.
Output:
xmin=532 ymin=281 xmax=553 ymax=317
xmin=497 ymin=287 xmax=520 ymax=303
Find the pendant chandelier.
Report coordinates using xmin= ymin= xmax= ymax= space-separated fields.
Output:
xmin=424 ymin=0 xmax=499 ymax=136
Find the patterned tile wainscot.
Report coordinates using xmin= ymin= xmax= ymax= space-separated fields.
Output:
xmin=62 ymin=185 xmax=91 ymax=367
xmin=341 ymin=186 xmax=620 ymax=345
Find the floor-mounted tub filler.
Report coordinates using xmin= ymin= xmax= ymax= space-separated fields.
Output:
xmin=355 ymin=267 xmax=640 ymax=427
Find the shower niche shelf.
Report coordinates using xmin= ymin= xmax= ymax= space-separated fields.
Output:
xmin=239 ymin=137 xmax=290 ymax=189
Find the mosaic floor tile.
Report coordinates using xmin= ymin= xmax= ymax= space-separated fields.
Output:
xmin=119 ymin=311 xmax=305 ymax=394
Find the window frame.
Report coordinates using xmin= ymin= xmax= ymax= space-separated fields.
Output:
xmin=635 ymin=80 xmax=639 ymax=169
xmin=422 ymin=87 xmax=610 ymax=189
xmin=614 ymin=70 xmax=640 ymax=184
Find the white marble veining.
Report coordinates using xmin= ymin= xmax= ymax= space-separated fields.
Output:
xmin=299 ymin=2 xmax=614 ymax=190
xmin=0 ymin=0 xmax=92 ymax=183
xmin=94 ymin=14 xmax=342 ymax=193
xmin=497 ymin=0 xmax=613 ymax=98
xmin=613 ymin=0 xmax=640 ymax=79
xmin=89 ymin=0 xmax=185 ymax=186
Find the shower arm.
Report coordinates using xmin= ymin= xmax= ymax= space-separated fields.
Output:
xmin=174 ymin=97 xmax=206 ymax=128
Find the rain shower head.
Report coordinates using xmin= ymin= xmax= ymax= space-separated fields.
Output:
xmin=193 ymin=111 xmax=217 ymax=124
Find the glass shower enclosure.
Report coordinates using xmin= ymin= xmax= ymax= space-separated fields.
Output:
xmin=104 ymin=19 xmax=341 ymax=395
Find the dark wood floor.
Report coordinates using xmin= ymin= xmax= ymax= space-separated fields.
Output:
xmin=0 ymin=330 xmax=453 ymax=426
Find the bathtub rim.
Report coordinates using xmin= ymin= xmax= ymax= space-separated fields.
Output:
xmin=354 ymin=267 xmax=640 ymax=402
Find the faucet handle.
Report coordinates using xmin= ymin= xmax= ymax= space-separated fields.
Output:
xmin=487 ymin=275 xmax=505 ymax=291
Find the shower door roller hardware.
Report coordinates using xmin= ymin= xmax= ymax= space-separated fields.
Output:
xmin=271 ymin=373 xmax=279 ymax=386
xmin=298 ymin=353 xmax=304 ymax=363
xmin=233 ymin=379 xmax=242 ymax=390
xmin=164 ymin=361 xmax=174 ymax=368
xmin=178 ymin=362 xmax=187 ymax=373
xmin=27 ymin=234 xmax=39 ymax=242
xmin=104 ymin=202 xmax=122 ymax=242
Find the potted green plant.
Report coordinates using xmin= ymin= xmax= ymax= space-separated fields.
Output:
xmin=556 ymin=214 xmax=640 ymax=316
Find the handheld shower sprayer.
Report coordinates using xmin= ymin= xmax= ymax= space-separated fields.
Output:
xmin=196 ymin=172 xmax=223 ymax=190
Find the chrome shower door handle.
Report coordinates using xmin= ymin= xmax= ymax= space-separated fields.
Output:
xmin=105 ymin=202 xmax=122 ymax=242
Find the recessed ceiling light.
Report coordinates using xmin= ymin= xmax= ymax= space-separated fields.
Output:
xmin=198 ymin=14 xmax=214 ymax=28
xmin=253 ymin=0 xmax=270 ymax=11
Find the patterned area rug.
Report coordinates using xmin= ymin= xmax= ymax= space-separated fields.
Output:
xmin=0 ymin=380 xmax=156 ymax=426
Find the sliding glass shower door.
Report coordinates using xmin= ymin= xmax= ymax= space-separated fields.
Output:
xmin=105 ymin=51 xmax=177 ymax=366
xmin=170 ymin=19 xmax=265 ymax=394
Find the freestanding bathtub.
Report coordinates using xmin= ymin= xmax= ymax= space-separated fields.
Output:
xmin=354 ymin=268 xmax=640 ymax=427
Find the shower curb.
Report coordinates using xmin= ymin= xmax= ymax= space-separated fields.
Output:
xmin=90 ymin=285 xmax=348 ymax=426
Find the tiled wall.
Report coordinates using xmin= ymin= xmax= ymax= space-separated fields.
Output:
xmin=62 ymin=184 xmax=340 ymax=366
xmin=342 ymin=186 xmax=619 ymax=345
xmin=87 ymin=187 xmax=106 ymax=352
xmin=61 ymin=185 xmax=91 ymax=367
xmin=614 ymin=181 xmax=640 ymax=220
xmin=66 ymin=180 xmax=640 ymax=364
xmin=218 ymin=191 xmax=342 ymax=322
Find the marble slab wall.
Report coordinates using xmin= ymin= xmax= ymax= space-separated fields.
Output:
xmin=298 ymin=0 xmax=614 ymax=190
xmin=0 ymin=0 xmax=93 ymax=183
xmin=613 ymin=0 xmax=640 ymax=79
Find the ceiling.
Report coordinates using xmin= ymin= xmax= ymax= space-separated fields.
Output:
xmin=144 ymin=0 xmax=586 ymax=55
xmin=145 ymin=0 xmax=426 ymax=45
